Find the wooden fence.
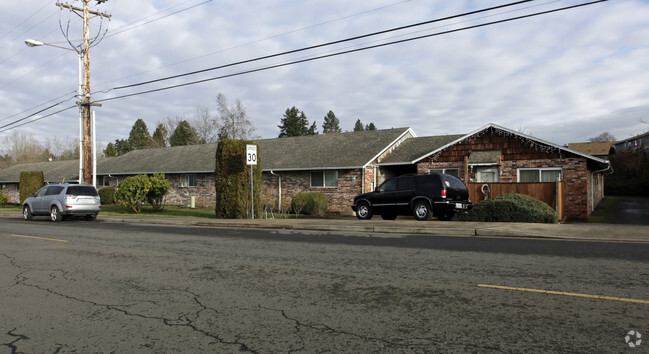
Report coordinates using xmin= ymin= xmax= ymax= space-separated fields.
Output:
xmin=467 ymin=182 xmax=565 ymax=221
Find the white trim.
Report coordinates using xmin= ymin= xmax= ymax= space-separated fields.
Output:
xmin=362 ymin=128 xmax=417 ymax=169
xmin=517 ymin=168 xmax=562 ymax=182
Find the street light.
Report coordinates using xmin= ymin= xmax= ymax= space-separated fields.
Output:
xmin=25 ymin=39 xmax=90 ymax=185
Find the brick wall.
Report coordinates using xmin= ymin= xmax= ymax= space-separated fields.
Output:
xmin=418 ymin=154 xmax=593 ymax=219
xmin=262 ymin=169 xmax=364 ymax=213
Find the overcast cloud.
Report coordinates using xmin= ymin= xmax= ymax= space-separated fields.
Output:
xmin=1 ymin=0 xmax=648 ymax=152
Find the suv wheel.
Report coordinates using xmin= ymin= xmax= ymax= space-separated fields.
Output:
xmin=50 ymin=206 xmax=63 ymax=222
xmin=413 ymin=201 xmax=431 ymax=221
xmin=23 ymin=206 xmax=33 ymax=221
xmin=355 ymin=202 xmax=373 ymax=220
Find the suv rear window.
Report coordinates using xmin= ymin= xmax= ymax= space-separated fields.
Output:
xmin=66 ymin=186 xmax=98 ymax=196
xmin=441 ymin=175 xmax=467 ymax=190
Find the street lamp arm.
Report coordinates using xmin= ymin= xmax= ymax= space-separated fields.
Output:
xmin=24 ymin=39 xmax=79 ymax=53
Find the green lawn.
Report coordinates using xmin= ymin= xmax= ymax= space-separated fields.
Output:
xmin=100 ymin=204 xmax=217 ymax=218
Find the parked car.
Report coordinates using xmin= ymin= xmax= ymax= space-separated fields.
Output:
xmin=352 ymin=173 xmax=472 ymax=221
xmin=23 ymin=183 xmax=101 ymax=222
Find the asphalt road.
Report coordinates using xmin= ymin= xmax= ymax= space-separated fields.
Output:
xmin=1 ymin=218 xmax=648 ymax=353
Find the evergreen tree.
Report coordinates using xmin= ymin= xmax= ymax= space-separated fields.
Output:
xmin=365 ymin=122 xmax=377 ymax=131
xmin=104 ymin=142 xmax=117 ymax=157
xmin=114 ymin=139 xmax=132 ymax=156
xmin=322 ymin=110 xmax=341 ymax=133
xmin=278 ymin=107 xmax=310 ymax=137
xmin=152 ymin=123 xmax=168 ymax=148
xmin=169 ymin=120 xmax=200 ymax=146
xmin=128 ymin=119 xmax=153 ymax=150
xmin=353 ymin=119 xmax=365 ymax=132
xmin=307 ymin=121 xmax=318 ymax=135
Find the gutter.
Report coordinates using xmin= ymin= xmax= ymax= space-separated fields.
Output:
xmin=590 ymin=163 xmax=613 ymax=212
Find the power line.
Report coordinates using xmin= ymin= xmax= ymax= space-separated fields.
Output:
xmin=111 ymin=0 xmax=533 ymax=91
xmin=92 ymin=0 xmax=413 ymax=89
xmin=97 ymin=0 xmax=607 ymax=104
xmin=1 ymin=0 xmax=608 ymax=133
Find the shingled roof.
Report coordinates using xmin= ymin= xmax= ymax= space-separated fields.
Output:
xmin=259 ymin=128 xmax=413 ymax=170
xmin=99 ymin=143 xmax=219 ymax=175
xmin=378 ymin=135 xmax=464 ymax=165
xmin=0 ymin=159 xmax=80 ymax=183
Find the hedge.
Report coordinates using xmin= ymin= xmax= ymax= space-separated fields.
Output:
xmin=291 ymin=192 xmax=329 ymax=216
xmin=214 ymin=139 xmax=261 ymax=219
xmin=459 ymin=193 xmax=558 ymax=223
xmin=19 ymin=171 xmax=44 ymax=205
xmin=98 ymin=187 xmax=116 ymax=204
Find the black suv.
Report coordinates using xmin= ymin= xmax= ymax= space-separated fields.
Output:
xmin=352 ymin=173 xmax=472 ymax=221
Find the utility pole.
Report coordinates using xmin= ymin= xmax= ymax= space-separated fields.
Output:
xmin=56 ymin=1 xmax=110 ymax=184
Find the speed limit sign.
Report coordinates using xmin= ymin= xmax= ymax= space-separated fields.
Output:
xmin=246 ymin=144 xmax=257 ymax=165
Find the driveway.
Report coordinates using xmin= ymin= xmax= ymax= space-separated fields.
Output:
xmin=590 ymin=195 xmax=649 ymax=225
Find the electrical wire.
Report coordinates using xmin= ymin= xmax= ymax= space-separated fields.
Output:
xmin=111 ymin=0 xmax=533 ymax=91
xmin=97 ymin=0 xmax=607 ymax=104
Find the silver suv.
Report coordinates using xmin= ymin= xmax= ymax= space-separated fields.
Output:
xmin=23 ymin=183 xmax=101 ymax=222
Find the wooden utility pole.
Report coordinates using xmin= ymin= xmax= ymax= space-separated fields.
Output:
xmin=56 ymin=1 xmax=110 ymax=184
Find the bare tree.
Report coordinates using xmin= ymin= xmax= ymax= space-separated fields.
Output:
xmin=588 ymin=132 xmax=616 ymax=142
xmin=193 ymin=106 xmax=219 ymax=144
xmin=216 ymin=93 xmax=256 ymax=140
xmin=0 ymin=131 xmax=48 ymax=164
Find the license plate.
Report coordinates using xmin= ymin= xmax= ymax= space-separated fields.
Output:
xmin=455 ymin=203 xmax=466 ymax=209
xmin=77 ymin=199 xmax=95 ymax=204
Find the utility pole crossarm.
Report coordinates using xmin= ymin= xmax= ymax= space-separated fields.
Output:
xmin=56 ymin=2 xmax=112 ymax=19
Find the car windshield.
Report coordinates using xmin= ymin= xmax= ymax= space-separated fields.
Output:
xmin=66 ymin=186 xmax=98 ymax=196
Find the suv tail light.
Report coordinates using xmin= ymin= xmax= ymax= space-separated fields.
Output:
xmin=441 ymin=189 xmax=447 ymax=198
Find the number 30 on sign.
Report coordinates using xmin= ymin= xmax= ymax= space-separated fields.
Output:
xmin=246 ymin=144 xmax=257 ymax=165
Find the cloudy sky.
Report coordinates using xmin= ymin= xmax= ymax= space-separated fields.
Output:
xmin=1 ymin=0 xmax=648 ymax=152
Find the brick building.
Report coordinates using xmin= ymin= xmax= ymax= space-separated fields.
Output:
xmin=0 ymin=124 xmax=610 ymax=219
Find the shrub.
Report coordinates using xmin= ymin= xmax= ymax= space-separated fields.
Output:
xmin=115 ymin=175 xmax=152 ymax=213
xmin=146 ymin=173 xmax=171 ymax=210
xmin=98 ymin=187 xmax=116 ymax=204
xmin=19 ymin=171 xmax=44 ymax=205
xmin=214 ymin=139 xmax=261 ymax=219
xmin=291 ymin=192 xmax=329 ymax=216
xmin=459 ymin=193 xmax=558 ymax=223
xmin=0 ymin=189 xmax=7 ymax=207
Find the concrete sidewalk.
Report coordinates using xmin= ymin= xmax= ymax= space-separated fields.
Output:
xmin=2 ymin=210 xmax=648 ymax=243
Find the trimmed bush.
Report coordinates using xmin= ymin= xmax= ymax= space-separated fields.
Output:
xmin=291 ymin=192 xmax=329 ymax=216
xmin=459 ymin=193 xmax=558 ymax=223
xmin=0 ymin=189 xmax=7 ymax=207
xmin=214 ymin=139 xmax=261 ymax=219
xmin=116 ymin=175 xmax=152 ymax=213
xmin=19 ymin=171 xmax=44 ymax=205
xmin=146 ymin=173 xmax=171 ymax=210
xmin=98 ymin=187 xmax=116 ymax=204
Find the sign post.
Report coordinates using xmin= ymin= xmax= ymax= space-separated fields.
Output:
xmin=246 ymin=144 xmax=257 ymax=219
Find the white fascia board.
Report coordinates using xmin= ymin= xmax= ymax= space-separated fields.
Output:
xmin=362 ymin=128 xmax=417 ymax=169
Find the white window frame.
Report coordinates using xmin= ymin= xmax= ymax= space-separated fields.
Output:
xmin=476 ymin=167 xmax=499 ymax=183
xmin=517 ymin=168 xmax=562 ymax=182
xmin=428 ymin=168 xmax=459 ymax=177
xmin=310 ymin=170 xmax=338 ymax=188
xmin=180 ymin=174 xmax=197 ymax=187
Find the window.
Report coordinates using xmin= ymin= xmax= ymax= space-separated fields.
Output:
xmin=476 ymin=167 xmax=498 ymax=182
xmin=181 ymin=174 xmax=197 ymax=187
xmin=377 ymin=178 xmax=398 ymax=192
xmin=518 ymin=168 xmax=562 ymax=182
xmin=429 ymin=168 xmax=459 ymax=178
xmin=310 ymin=171 xmax=338 ymax=188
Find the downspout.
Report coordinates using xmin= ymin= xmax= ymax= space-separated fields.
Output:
xmin=590 ymin=164 xmax=613 ymax=212
xmin=270 ymin=170 xmax=281 ymax=211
